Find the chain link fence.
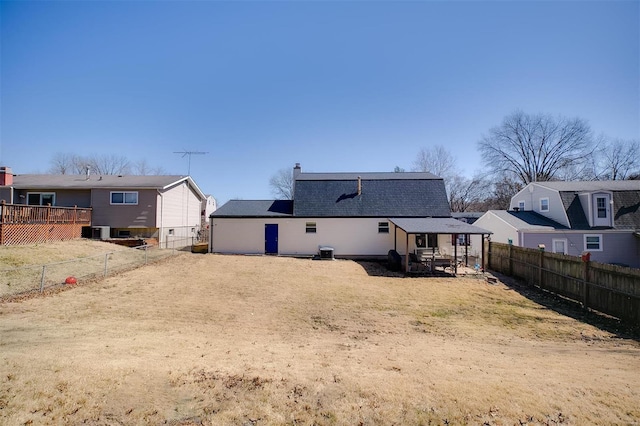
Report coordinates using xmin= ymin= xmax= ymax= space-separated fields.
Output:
xmin=0 ymin=244 xmax=184 ymax=299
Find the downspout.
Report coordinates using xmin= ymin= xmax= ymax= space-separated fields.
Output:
xmin=157 ymin=189 xmax=164 ymax=247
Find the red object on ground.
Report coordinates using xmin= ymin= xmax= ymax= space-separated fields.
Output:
xmin=65 ymin=276 xmax=78 ymax=285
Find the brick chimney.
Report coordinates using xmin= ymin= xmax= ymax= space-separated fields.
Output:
xmin=0 ymin=166 xmax=13 ymax=186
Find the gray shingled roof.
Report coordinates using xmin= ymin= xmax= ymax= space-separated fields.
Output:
xmin=293 ymin=173 xmax=450 ymax=217
xmin=10 ymin=173 xmax=207 ymax=200
xmin=297 ymin=172 xmax=441 ymax=181
xmin=12 ymin=174 xmax=190 ymax=189
xmin=212 ymin=200 xmax=293 ymax=217
xmin=390 ymin=217 xmax=491 ymax=234
xmin=559 ymin=192 xmax=590 ymax=229
xmin=612 ymin=191 xmax=640 ymax=229
xmin=535 ymin=180 xmax=640 ymax=192
xmin=487 ymin=210 xmax=568 ymax=230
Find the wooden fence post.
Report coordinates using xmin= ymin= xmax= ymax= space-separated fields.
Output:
xmin=582 ymin=253 xmax=590 ymax=310
xmin=508 ymin=243 xmax=513 ymax=276
xmin=538 ymin=249 xmax=544 ymax=289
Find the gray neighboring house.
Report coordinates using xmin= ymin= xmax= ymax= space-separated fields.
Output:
xmin=475 ymin=180 xmax=640 ymax=268
xmin=210 ymin=164 xmax=491 ymax=264
xmin=0 ymin=167 xmax=206 ymax=247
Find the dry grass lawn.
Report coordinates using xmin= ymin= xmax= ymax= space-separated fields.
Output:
xmin=1 ymin=243 xmax=639 ymax=425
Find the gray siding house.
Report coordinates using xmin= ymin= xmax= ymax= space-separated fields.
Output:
xmin=475 ymin=180 xmax=640 ymax=268
xmin=0 ymin=167 xmax=206 ymax=247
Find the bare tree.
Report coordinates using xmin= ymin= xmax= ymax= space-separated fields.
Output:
xmin=87 ymin=154 xmax=131 ymax=175
xmin=269 ymin=168 xmax=294 ymax=200
xmin=49 ymin=153 xmax=76 ymax=174
xmin=596 ymin=138 xmax=640 ymax=180
xmin=412 ymin=145 xmax=458 ymax=179
xmin=448 ymin=175 xmax=486 ymax=212
xmin=48 ymin=153 xmax=165 ymax=176
xmin=478 ymin=110 xmax=594 ymax=185
xmin=133 ymin=159 xmax=166 ymax=175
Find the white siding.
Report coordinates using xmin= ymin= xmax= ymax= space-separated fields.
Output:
xmin=158 ymin=182 xmax=202 ymax=246
xmin=211 ymin=217 xmax=396 ymax=257
xmin=475 ymin=212 xmax=519 ymax=245
xmin=511 ymin=184 xmax=569 ymax=227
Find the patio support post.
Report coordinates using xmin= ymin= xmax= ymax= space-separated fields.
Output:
xmin=405 ymin=231 xmax=410 ymax=274
xmin=453 ymin=234 xmax=458 ymax=275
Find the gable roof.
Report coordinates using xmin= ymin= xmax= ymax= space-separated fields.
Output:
xmin=293 ymin=172 xmax=450 ymax=217
xmin=533 ymin=180 xmax=640 ymax=192
xmin=10 ymin=174 xmax=206 ymax=199
xmin=212 ymin=200 xmax=293 ymax=217
xmin=486 ymin=210 xmax=568 ymax=231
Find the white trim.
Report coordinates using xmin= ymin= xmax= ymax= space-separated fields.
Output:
xmin=552 ymin=238 xmax=568 ymax=254
xmin=539 ymin=197 xmax=549 ymax=212
xmin=518 ymin=200 xmax=525 ymax=210
xmin=584 ymin=234 xmax=603 ymax=252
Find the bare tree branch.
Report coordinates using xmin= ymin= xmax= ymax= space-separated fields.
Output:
xmin=478 ymin=110 xmax=594 ymax=185
xmin=269 ymin=168 xmax=294 ymax=200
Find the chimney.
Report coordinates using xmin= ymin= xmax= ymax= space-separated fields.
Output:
xmin=293 ymin=163 xmax=301 ymax=179
xmin=357 ymin=176 xmax=362 ymax=195
xmin=0 ymin=166 xmax=14 ymax=186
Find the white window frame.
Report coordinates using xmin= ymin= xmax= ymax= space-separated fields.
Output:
xmin=552 ymin=238 xmax=568 ymax=254
xmin=26 ymin=192 xmax=56 ymax=206
xmin=518 ymin=201 xmax=525 ymax=210
xmin=584 ymin=234 xmax=603 ymax=252
xmin=110 ymin=191 xmax=138 ymax=205
xmin=595 ymin=196 xmax=608 ymax=219
xmin=378 ymin=221 xmax=389 ymax=233
xmin=539 ymin=197 xmax=549 ymax=212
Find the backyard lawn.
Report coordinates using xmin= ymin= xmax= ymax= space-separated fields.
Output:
xmin=1 ymin=244 xmax=639 ymax=425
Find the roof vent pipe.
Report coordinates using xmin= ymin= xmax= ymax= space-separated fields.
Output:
xmin=357 ymin=176 xmax=362 ymax=195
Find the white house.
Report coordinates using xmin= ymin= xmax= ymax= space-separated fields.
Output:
xmin=209 ymin=164 xmax=491 ymax=272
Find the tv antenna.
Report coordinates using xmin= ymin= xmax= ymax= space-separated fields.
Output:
xmin=173 ymin=150 xmax=208 ymax=175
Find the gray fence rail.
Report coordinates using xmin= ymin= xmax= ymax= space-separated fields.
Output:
xmin=488 ymin=242 xmax=640 ymax=325
xmin=0 ymin=245 xmax=182 ymax=299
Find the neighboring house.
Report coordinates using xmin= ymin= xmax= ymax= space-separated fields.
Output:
xmin=475 ymin=180 xmax=640 ymax=268
xmin=0 ymin=167 xmax=206 ymax=248
xmin=210 ymin=164 xmax=490 ymax=267
xmin=202 ymin=195 xmax=217 ymax=224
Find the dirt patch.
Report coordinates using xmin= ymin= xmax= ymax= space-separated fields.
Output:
xmin=1 ymin=252 xmax=639 ymax=425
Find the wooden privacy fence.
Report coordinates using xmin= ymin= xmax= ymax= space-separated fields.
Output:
xmin=0 ymin=202 xmax=92 ymax=246
xmin=488 ymin=242 xmax=640 ymax=325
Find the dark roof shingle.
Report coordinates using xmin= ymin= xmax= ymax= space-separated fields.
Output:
xmin=293 ymin=173 xmax=450 ymax=217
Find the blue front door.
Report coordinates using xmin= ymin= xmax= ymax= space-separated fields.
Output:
xmin=265 ymin=224 xmax=278 ymax=254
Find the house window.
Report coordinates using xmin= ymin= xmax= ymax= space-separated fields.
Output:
xmin=552 ymin=239 xmax=568 ymax=254
xmin=596 ymin=196 xmax=607 ymax=218
xmin=305 ymin=222 xmax=317 ymax=233
xmin=518 ymin=201 xmax=525 ymax=210
xmin=118 ymin=230 xmax=131 ymax=238
xmin=584 ymin=234 xmax=602 ymax=251
xmin=111 ymin=191 xmax=138 ymax=205
xmin=26 ymin=192 xmax=55 ymax=206
xmin=454 ymin=234 xmax=469 ymax=246
xmin=540 ymin=198 xmax=549 ymax=212
xmin=378 ymin=222 xmax=389 ymax=233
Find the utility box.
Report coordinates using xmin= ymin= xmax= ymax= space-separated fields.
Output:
xmin=92 ymin=226 xmax=110 ymax=240
xmin=319 ymin=246 xmax=335 ymax=260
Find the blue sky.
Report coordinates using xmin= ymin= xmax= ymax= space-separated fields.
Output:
xmin=1 ymin=0 xmax=638 ymax=205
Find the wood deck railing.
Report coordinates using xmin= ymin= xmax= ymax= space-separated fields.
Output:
xmin=0 ymin=203 xmax=91 ymax=225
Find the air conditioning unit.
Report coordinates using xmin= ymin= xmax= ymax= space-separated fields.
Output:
xmin=92 ymin=226 xmax=110 ymax=240
xmin=319 ymin=246 xmax=335 ymax=260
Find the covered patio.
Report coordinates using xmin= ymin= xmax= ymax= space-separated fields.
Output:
xmin=389 ymin=217 xmax=492 ymax=276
